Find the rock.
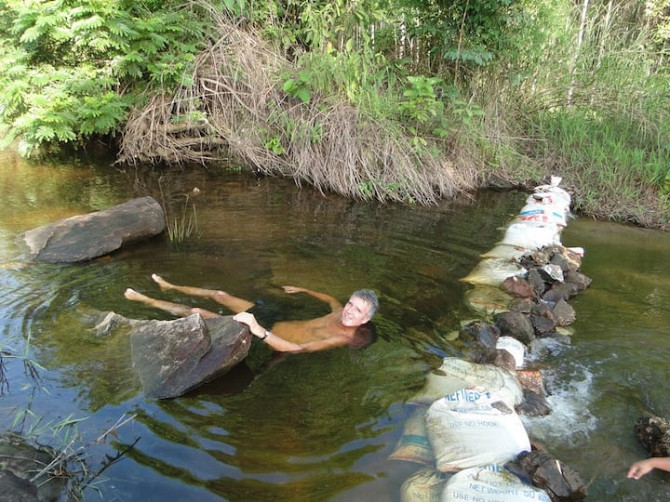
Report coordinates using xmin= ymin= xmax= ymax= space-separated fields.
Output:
xmin=502 ymin=276 xmax=536 ymax=299
xmin=538 ymin=264 xmax=564 ymax=283
xmin=634 ymin=416 xmax=670 ymax=457
xmin=17 ymin=196 xmax=166 ymax=263
xmin=518 ymin=450 xmax=587 ymax=501
xmin=552 ymin=299 xmax=576 ymax=326
xmin=0 ymin=432 xmax=67 ymax=502
xmin=530 ymin=303 xmax=557 ymax=335
xmin=517 ymin=369 xmax=547 ymax=396
xmin=564 ymin=270 xmax=592 ymax=292
xmin=509 ymin=298 xmax=535 ymax=314
xmin=542 ymin=282 xmax=578 ymax=303
xmin=527 ymin=268 xmax=548 ymax=297
xmin=459 ymin=320 xmax=501 ymax=349
xmin=494 ymin=311 xmax=536 ymax=345
xmin=465 ymin=347 xmax=517 ymax=372
xmin=548 ymin=252 xmax=570 ymax=272
xmin=493 ymin=348 xmax=518 ymax=372
xmin=94 ymin=312 xmax=252 ymax=398
xmin=516 ymin=390 xmax=552 ymax=417
xmin=0 ymin=471 xmax=39 ymax=502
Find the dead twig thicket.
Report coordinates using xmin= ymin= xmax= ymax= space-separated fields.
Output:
xmin=118 ymin=5 xmax=475 ymax=204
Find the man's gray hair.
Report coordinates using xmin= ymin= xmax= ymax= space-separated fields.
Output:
xmin=352 ymin=289 xmax=379 ymax=317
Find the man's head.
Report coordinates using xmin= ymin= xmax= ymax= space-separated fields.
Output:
xmin=341 ymin=289 xmax=379 ymax=327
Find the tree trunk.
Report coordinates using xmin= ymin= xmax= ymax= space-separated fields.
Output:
xmin=567 ymin=0 xmax=591 ymax=106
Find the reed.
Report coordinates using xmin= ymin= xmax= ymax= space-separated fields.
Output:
xmin=158 ymin=181 xmax=201 ymax=248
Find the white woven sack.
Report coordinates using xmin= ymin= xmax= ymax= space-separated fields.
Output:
xmin=441 ymin=465 xmax=551 ymax=502
xmin=500 ymin=221 xmax=562 ymax=249
xmin=496 ymin=336 xmax=526 ymax=368
xmin=409 ymin=357 xmax=523 ymax=409
xmin=426 ymin=391 xmax=531 ymax=472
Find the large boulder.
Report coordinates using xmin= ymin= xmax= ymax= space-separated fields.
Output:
xmin=94 ymin=312 xmax=252 ymax=398
xmin=17 ymin=196 xmax=165 ymax=263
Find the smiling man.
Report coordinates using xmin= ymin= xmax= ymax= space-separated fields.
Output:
xmin=124 ymin=275 xmax=379 ymax=353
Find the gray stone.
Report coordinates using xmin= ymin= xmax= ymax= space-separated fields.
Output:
xmin=517 ymin=450 xmax=587 ymax=501
xmin=509 ymin=298 xmax=535 ymax=314
xmin=564 ymin=270 xmax=592 ymax=292
xmin=531 ymin=302 xmax=557 ymax=335
xmin=17 ymin=196 xmax=165 ymax=263
xmin=516 ymin=390 xmax=552 ymax=417
xmin=494 ymin=311 xmax=535 ymax=345
xmin=459 ymin=320 xmax=500 ymax=349
xmin=552 ymin=299 xmax=576 ymax=326
xmin=527 ymin=268 xmax=548 ymax=297
xmin=542 ymin=282 xmax=578 ymax=303
xmin=94 ymin=312 xmax=252 ymax=398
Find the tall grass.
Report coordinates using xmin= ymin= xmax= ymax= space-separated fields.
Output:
xmin=469 ymin=0 xmax=670 ymax=229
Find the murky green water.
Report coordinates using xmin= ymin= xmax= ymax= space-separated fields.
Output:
xmin=0 ymin=150 xmax=668 ymax=501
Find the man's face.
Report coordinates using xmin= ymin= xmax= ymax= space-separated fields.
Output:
xmin=341 ymin=296 xmax=372 ymax=327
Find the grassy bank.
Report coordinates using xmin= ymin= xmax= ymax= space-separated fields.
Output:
xmin=1 ymin=0 xmax=667 ymax=230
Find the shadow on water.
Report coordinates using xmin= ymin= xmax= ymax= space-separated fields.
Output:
xmin=1 ymin=150 xmax=669 ymax=500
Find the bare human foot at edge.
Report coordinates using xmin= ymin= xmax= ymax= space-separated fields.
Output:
xmin=151 ymin=274 xmax=172 ymax=291
xmin=124 ymin=288 xmax=147 ymax=301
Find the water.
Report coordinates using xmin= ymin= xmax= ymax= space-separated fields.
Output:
xmin=0 ymin=150 xmax=669 ymax=501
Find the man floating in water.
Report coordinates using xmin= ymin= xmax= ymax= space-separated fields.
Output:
xmin=124 ymin=274 xmax=378 ymax=353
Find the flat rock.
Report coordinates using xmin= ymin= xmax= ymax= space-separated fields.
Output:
xmin=17 ymin=196 xmax=165 ymax=263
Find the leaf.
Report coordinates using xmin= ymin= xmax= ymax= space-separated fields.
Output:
xmin=296 ymin=88 xmax=311 ymax=103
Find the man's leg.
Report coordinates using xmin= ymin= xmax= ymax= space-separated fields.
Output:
xmin=124 ymin=288 xmax=219 ymax=318
xmin=151 ymin=274 xmax=254 ymax=313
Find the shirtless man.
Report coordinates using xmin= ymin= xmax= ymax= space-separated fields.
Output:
xmin=124 ymin=274 xmax=378 ymax=353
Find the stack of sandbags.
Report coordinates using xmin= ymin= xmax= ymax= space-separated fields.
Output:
xmin=462 ymin=177 xmax=574 ymax=315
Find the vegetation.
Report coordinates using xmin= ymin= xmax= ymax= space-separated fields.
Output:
xmin=0 ymin=0 xmax=668 ymax=228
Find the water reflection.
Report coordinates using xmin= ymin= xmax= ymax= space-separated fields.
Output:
xmin=0 ymin=151 xmax=669 ymax=500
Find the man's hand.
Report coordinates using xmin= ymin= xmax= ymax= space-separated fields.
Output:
xmin=233 ymin=312 xmax=264 ymax=338
xmin=282 ymin=286 xmax=306 ymax=294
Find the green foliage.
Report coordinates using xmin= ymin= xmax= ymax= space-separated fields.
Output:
xmin=283 ymin=71 xmax=312 ymax=103
xmin=0 ymin=0 xmax=209 ymax=156
xmin=399 ymin=76 xmax=443 ymax=124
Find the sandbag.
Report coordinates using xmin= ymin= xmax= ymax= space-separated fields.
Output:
xmin=500 ymin=221 xmax=562 ymax=250
xmin=496 ymin=336 xmax=526 ymax=368
xmin=519 ymin=202 xmax=568 ymax=226
xmin=426 ymin=389 xmax=531 ymax=472
xmin=461 ymin=258 xmax=526 ymax=287
xmin=441 ymin=465 xmax=551 ymax=502
xmin=480 ymin=244 xmax=528 ymax=260
xmin=409 ymin=358 xmax=523 ymax=409
xmin=389 ymin=406 xmax=434 ymax=465
xmin=400 ymin=468 xmax=450 ymax=502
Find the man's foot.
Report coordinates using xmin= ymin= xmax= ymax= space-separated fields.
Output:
xmin=124 ymin=288 xmax=148 ymax=301
xmin=151 ymin=274 xmax=172 ymax=291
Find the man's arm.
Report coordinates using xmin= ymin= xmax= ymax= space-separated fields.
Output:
xmin=282 ymin=286 xmax=342 ymax=311
xmin=233 ymin=312 xmax=347 ymax=353
xmin=627 ymin=457 xmax=670 ymax=479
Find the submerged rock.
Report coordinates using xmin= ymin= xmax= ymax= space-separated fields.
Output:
xmin=94 ymin=312 xmax=252 ymax=398
xmin=0 ymin=432 xmax=67 ymax=502
xmin=17 ymin=196 xmax=165 ymax=263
